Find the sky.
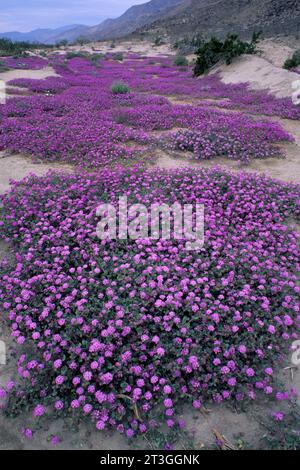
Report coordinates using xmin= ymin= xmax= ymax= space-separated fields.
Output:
xmin=0 ymin=0 xmax=147 ymax=32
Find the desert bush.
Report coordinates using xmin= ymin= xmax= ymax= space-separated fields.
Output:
xmin=113 ymin=112 xmax=129 ymax=124
xmin=0 ymin=60 xmax=10 ymax=72
xmin=194 ymin=32 xmax=261 ymax=76
xmin=283 ymin=49 xmax=300 ymax=70
xmin=174 ymin=55 xmax=189 ymax=67
xmin=90 ymin=53 xmax=103 ymax=66
xmin=112 ymin=53 xmax=124 ymax=61
xmin=111 ymin=81 xmax=130 ymax=94
xmin=56 ymin=40 xmax=68 ymax=48
xmin=75 ymin=36 xmax=89 ymax=46
xmin=154 ymin=36 xmax=164 ymax=47
xmin=66 ymin=51 xmax=89 ymax=59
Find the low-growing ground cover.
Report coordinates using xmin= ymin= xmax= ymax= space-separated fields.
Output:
xmin=1 ymin=56 xmax=47 ymax=70
xmin=0 ymin=53 xmax=299 ymax=167
xmin=0 ymin=167 xmax=299 ymax=438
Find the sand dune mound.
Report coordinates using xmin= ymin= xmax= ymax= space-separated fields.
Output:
xmin=214 ymin=54 xmax=299 ymax=98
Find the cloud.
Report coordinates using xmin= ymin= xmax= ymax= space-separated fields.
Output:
xmin=0 ymin=0 xmax=147 ymax=32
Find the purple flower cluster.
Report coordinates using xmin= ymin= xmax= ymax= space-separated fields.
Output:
xmin=2 ymin=56 xmax=47 ymax=70
xmin=0 ymin=167 xmax=299 ymax=435
xmin=164 ymin=108 xmax=293 ymax=163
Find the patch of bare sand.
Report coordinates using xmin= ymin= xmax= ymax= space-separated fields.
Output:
xmin=0 ymin=153 xmax=74 ymax=195
xmin=182 ymin=405 xmax=262 ymax=449
xmin=0 ymin=66 xmax=58 ymax=85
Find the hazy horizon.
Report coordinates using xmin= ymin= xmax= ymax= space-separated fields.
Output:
xmin=0 ymin=0 xmax=147 ymax=33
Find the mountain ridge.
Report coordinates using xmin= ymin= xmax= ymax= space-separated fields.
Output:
xmin=83 ymin=0 xmax=184 ymax=41
xmin=0 ymin=0 xmax=299 ymax=45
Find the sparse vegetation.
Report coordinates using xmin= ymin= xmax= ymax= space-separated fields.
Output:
xmin=0 ymin=38 xmax=50 ymax=57
xmin=283 ymin=49 xmax=300 ymax=70
xmin=154 ymin=36 xmax=164 ymax=47
xmin=112 ymin=52 xmax=124 ymax=61
xmin=75 ymin=36 xmax=90 ymax=46
xmin=111 ymin=80 xmax=130 ymax=94
xmin=66 ymin=51 xmax=89 ymax=59
xmin=90 ymin=53 xmax=103 ymax=66
xmin=65 ymin=51 xmax=102 ymax=66
xmin=0 ymin=60 xmax=10 ymax=73
xmin=261 ymin=403 xmax=300 ymax=450
xmin=174 ymin=33 xmax=204 ymax=54
xmin=55 ymin=39 xmax=68 ymax=48
xmin=174 ymin=55 xmax=189 ymax=67
xmin=194 ymin=32 xmax=261 ymax=76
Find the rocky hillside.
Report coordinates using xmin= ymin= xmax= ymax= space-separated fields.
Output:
xmin=83 ymin=0 xmax=183 ymax=41
xmin=133 ymin=0 xmax=300 ymax=41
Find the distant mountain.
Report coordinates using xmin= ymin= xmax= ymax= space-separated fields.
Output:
xmin=0 ymin=0 xmax=184 ymax=44
xmin=82 ymin=0 xmax=184 ymax=41
xmin=133 ymin=0 xmax=300 ymax=40
xmin=0 ymin=24 xmax=88 ymax=44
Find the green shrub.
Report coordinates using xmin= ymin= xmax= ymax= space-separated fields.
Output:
xmin=90 ymin=53 xmax=103 ymax=66
xmin=174 ymin=55 xmax=189 ymax=67
xmin=112 ymin=53 xmax=123 ymax=61
xmin=113 ymin=111 xmax=129 ymax=124
xmin=75 ymin=36 xmax=89 ymax=46
xmin=283 ymin=49 xmax=300 ymax=69
xmin=111 ymin=81 xmax=130 ymax=94
xmin=0 ymin=60 xmax=10 ymax=72
xmin=66 ymin=51 xmax=89 ymax=59
xmin=154 ymin=36 xmax=164 ymax=47
xmin=194 ymin=32 xmax=261 ymax=76
xmin=56 ymin=39 xmax=68 ymax=48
